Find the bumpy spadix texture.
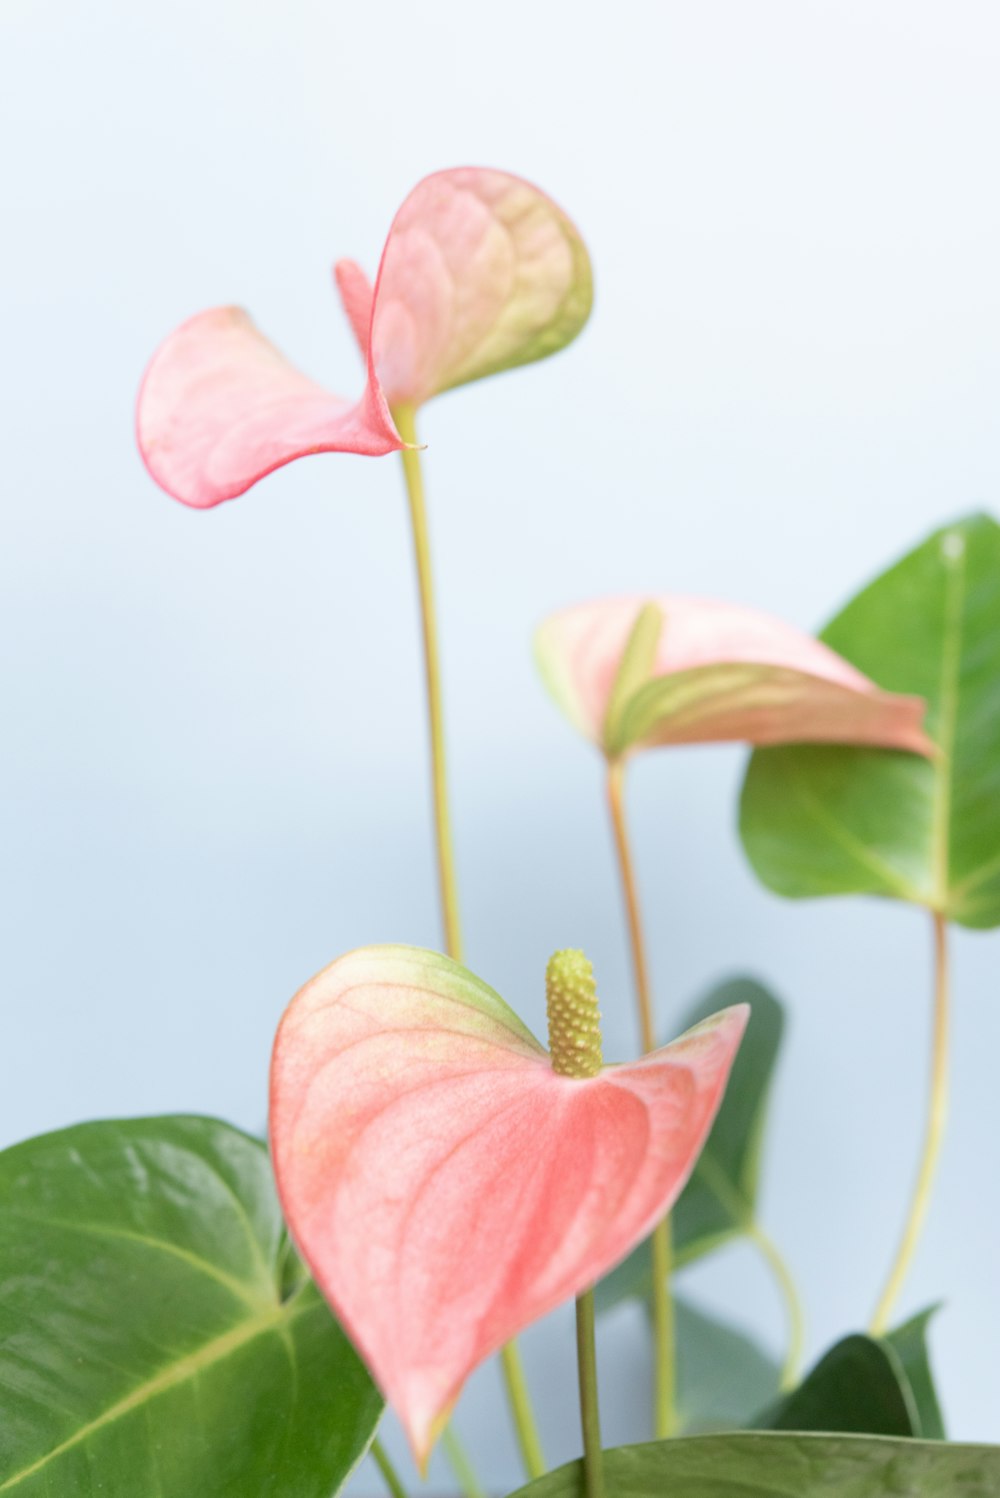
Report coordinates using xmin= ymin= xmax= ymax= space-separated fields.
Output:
xmin=270 ymin=945 xmax=746 ymax=1465
xmin=137 ymin=167 xmax=592 ymax=508
xmin=535 ymin=595 xmax=933 ymax=759
xmin=546 ymin=948 xmax=603 ymax=1078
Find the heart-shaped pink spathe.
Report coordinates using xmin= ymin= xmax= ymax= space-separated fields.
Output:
xmin=270 ymin=945 xmax=746 ymax=1467
xmin=535 ymin=594 xmax=933 ymax=758
xmin=136 ymin=167 xmax=592 ymax=509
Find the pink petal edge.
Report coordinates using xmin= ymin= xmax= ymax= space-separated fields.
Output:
xmin=269 ymin=945 xmax=746 ymax=1466
xmin=136 ymin=307 xmax=401 ymax=510
xmin=536 ymin=594 xmax=933 ymax=757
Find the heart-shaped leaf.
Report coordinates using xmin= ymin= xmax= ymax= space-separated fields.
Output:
xmin=597 ymin=978 xmax=784 ymax=1312
xmin=269 ymin=945 xmax=746 ymax=1466
xmin=0 ymin=1116 xmax=381 ymax=1497
xmin=504 ymin=1433 xmax=1000 ymax=1498
xmin=534 ymin=596 xmax=930 ymax=759
xmin=674 ymin=1297 xmax=782 ymax=1433
xmin=740 ymin=514 xmax=1000 ymax=928
xmin=138 ymin=168 xmax=592 ymax=509
xmin=755 ymin=1335 xmax=916 ymax=1436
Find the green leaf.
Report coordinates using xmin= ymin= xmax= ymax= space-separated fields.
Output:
xmin=740 ymin=513 xmax=1000 ymax=928
xmin=884 ymin=1307 xmax=946 ymax=1440
xmin=756 ymin=1335 xmax=916 ymax=1436
xmin=0 ymin=1116 xmax=382 ymax=1496
xmin=674 ymin=1297 xmax=782 ymax=1433
xmin=597 ymin=978 xmax=784 ymax=1312
xmin=505 ymin=1433 xmax=1000 ymax=1497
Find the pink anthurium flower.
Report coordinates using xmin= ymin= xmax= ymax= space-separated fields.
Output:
xmin=535 ymin=594 xmax=933 ymax=759
xmin=137 ymin=167 xmax=593 ymax=508
xmin=270 ymin=944 xmax=746 ymax=1467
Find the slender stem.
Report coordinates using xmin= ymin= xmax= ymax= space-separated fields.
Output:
xmin=747 ymin=1223 xmax=805 ymax=1390
xmin=392 ymin=404 xmax=545 ymax=1478
xmin=605 ymin=757 xmax=676 ymax=1437
xmin=575 ymin=1290 xmax=607 ymax=1498
xmin=371 ymin=1438 xmax=408 ymax=1498
xmin=870 ymin=911 xmax=951 ymax=1336
xmin=393 ymin=403 xmax=463 ymax=962
xmin=606 ymin=758 xmax=655 ymax=1053
xmin=442 ymin=1426 xmax=488 ymax=1498
xmin=500 ymin=1342 xmax=547 ymax=1480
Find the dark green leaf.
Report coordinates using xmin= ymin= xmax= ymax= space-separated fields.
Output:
xmin=597 ymin=978 xmax=784 ymax=1312
xmin=675 ymin=1297 xmax=782 ymax=1433
xmin=505 ymin=1433 xmax=1000 ymax=1497
xmin=884 ymin=1307 xmax=946 ymax=1440
xmin=740 ymin=513 xmax=1000 ymax=928
xmin=756 ymin=1335 xmax=916 ymax=1436
xmin=0 ymin=1116 xmax=381 ymax=1496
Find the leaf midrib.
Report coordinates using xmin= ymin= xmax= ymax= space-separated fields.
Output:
xmin=5 ymin=1208 xmax=270 ymax=1311
xmin=0 ymin=1287 xmax=314 ymax=1491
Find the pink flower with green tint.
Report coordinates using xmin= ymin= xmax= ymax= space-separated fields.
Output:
xmin=535 ymin=594 xmax=933 ymax=759
xmin=136 ymin=167 xmax=592 ymax=509
xmin=270 ymin=945 xmax=746 ymax=1468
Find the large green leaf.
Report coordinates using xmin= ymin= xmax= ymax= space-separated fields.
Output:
xmin=885 ymin=1307 xmax=946 ymax=1440
xmin=675 ymin=1297 xmax=781 ymax=1433
xmin=756 ymin=1335 xmax=916 ymax=1436
xmin=740 ymin=513 xmax=1000 ymax=928
xmin=505 ymin=1433 xmax=1000 ymax=1497
xmin=0 ymin=1116 xmax=382 ymax=1496
xmin=597 ymin=978 xmax=784 ymax=1311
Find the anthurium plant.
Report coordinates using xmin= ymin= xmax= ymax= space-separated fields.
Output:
xmin=2 ymin=166 xmax=999 ymax=1498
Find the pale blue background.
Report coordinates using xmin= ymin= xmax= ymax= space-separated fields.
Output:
xmin=2 ymin=1 xmax=999 ymax=1490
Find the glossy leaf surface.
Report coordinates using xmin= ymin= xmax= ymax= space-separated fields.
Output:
xmin=740 ymin=514 xmax=1000 ymax=928
xmin=0 ymin=1117 xmax=381 ymax=1496
xmin=756 ymin=1335 xmax=916 ymax=1436
xmin=534 ymin=595 xmax=930 ymax=759
xmin=597 ymin=978 xmax=784 ymax=1311
xmin=270 ymin=945 xmax=746 ymax=1465
xmin=505 ymin=1434 xmax=1000 ymax=1498
xmin=138 ymin=167 xmax=591 ymax=508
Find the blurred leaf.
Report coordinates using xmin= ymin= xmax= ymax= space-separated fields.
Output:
xmin=505 ymin=1433 xmax=1000 ymax=1497
xmin=740 ymin=513 xmax=1000 ymax=928
xmin=756 ymin=1335 xmax=916 ymax=1436
xmin=675 ymin=1297 xmax=782 ymax=1433
xmin=0 ymin=1116 xmax=381 ymax=1496
xmin=884 ymin=1306 xmax=946 ymax=1440
xmin=598 ymin=978 xmax=784 ymax=1312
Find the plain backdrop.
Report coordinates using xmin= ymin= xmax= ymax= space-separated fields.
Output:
xmin=2 ymin=1 xmax=999 ymax=1490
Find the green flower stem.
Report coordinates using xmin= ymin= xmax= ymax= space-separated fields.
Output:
xmin=606 ymin=757 xmax=676 ymax=1438
xmin=371 ymin=1438 xmax=408 ymax=1498
xmin=500 ymin=1343 xmax=547 ymax=1480
xmin=393 ymin=404 xmax=463 ymax=961
xmin=442 ymin=1426 xmax=488 ymax=1498
xmin=575 ymin=1289 xmax=607 ymax=1498
xmin=392 ymin=404 xmax=545 ymax=1481
xmin=870 ymin=911 xmax=951 ymax=1336
xmin=747 ymin=1223 xmax=805 ymax=1390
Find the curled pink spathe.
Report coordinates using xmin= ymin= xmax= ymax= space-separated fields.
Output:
xmin=536 ymin=594 xmax=933 ymax=758
xmin=269 ymin=944 xmax=746 ymax=1468
xmin=137 ymin=168 xmax=593 ymax=509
